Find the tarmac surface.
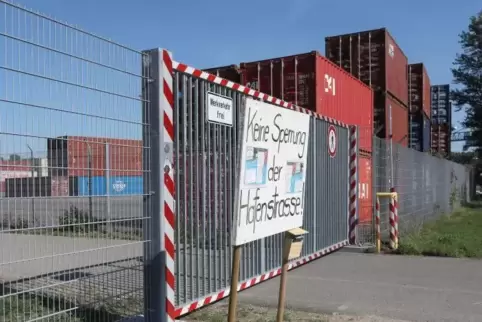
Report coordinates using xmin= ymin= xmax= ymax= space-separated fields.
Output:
xmin=237 ymin=252 xmax=482 ymax=322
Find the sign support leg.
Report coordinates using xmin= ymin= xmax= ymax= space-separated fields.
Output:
xmin=276 ymin=233 xmax=293 ymax=322
xmin=228 ymin=245 xmax=242 ymax=322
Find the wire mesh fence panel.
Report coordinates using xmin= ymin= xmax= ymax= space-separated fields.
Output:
xmin=366 ymin=137 xmax=471 ymax=245
xmin=0 ymin=1 xmax=148 ymax=321
xmin=171 ymin=67 xmax=350 ymax=308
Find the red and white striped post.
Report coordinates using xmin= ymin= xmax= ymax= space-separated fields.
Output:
xmin=375 ymin=196 xmax=381 ymax=253
xmin=349 ymin=126 xmax=358 ymax=245
xmin=389 ymin=188 xmax=397 ymax=250
xmin=161 ymin=49 xmax=177 ymax=322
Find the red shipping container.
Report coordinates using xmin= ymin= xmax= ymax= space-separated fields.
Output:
xmin=374 ymin=93 xmax=408 ymax=146
xmin=385 ymin=95 xmax=409 ymax=147
xmin=325 ymin=28 xmax=408 ymax=106
xmin=408 ymin=63 xmax=431 ymax=117
xmin=239 ymin=51 xmax=373 ymax=152
xmin=48 ymin=136 xmax=142 ymax=177
xmin=358 ymin=156 xmax=373 ymax=223
xmin=203 ymin=65 xmax=242 ymax=84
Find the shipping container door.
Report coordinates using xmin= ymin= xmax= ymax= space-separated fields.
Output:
xmin=358 ymin=156 xmax=373 ymax=224
xmin=386 ymin=95 xmax=408 ymax=147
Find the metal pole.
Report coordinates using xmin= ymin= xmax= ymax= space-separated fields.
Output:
xmin=87 ymin=144 xmax=93 ymax=218
xmin=105 ymin=142 xmax=111 ymax=231
xmin=27 ymin=144 xmax=35 ymax=219
xmin=388 ymin=103 xmax=394 ymax=188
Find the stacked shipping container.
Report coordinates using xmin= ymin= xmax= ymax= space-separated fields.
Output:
xmin=325 ymin=28 xmax=409 ymax=146
xmin=205 ymin=51 xmax=373 ymax=152
xmin=408 ymin=63 xmax=431 ymax=152
xmin=238 ymin=51 xmax=374 ymax=152
xmin=203 ymin=51 xmax=374 ymax=228
xmin=48 ymin=136 xmax=143 ymax=177
xmin=431 ymin=85 xmax=452 ymax=155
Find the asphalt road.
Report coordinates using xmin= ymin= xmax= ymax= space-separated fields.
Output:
xmin=238 ymin=252 xmax=482 ymax=322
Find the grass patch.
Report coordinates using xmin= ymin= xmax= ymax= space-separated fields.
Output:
xmin=396 ymin=206 xmax=482 ymax=258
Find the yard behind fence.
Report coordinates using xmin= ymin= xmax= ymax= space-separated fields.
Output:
xmin=0 ymin=1 xmax=473 ymax=321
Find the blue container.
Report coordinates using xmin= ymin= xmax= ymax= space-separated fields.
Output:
xmin=422 ymin=114 xmax=431 ymax=152
xmin=108 ymin=176 xmax=143 ymax=196
xmin=73 ymin=176 xmax=143 ymax=196
xmin=76 ymin=176 xmax=106 ymax=196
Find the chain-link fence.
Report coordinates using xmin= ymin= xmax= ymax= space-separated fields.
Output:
xmin=0 ymin=1 xmax=148 ymax=320
xmin=358 ymin=137 xmax=471 ymax=245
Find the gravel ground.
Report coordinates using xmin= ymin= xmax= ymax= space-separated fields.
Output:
xmin=183 ymin=303 xmax=411 ymax=322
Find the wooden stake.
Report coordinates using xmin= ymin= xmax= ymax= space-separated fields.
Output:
xmin=228 ymin=245 xmax=242 ymax=322
xmin=276 ymin=233 xmax=292 ymax=322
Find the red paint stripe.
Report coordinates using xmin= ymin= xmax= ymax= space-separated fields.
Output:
xmin=164 ymin=202 xmax=175 ymax=229
xmin=176 ymin=63 xmax=187 ymax=73
xmin=166 ymin=266 xmax=175 ymax=289
xmin=164 ymin=173 xmax=175 ymax=195
xmin=163 ymin=112 xmax=174 ymax=141
xmin=163 ymin=50 xmax=173 ymax=74
xmin=167 ymin=300 xmax=177 ymax=319
xmin=192 ymin=69 xmax=202 ymax=78
xmin=163 ymin=79 xmax=174 ymax=107
xmin=165 ymin=234 xmax=175 ymax=259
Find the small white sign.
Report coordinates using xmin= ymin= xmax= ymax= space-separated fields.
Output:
xmin=207 ymin=92 xmax=233 ymax=126
xmin=232 ymin=98 xmax=311 ymax=246
xmin=328 ymin=125 xmax=337 ymax=158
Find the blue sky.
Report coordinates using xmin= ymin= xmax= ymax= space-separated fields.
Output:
xmin=1 ymin=0 xmax=480 ymax=155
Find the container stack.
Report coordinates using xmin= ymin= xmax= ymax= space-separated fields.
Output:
xmin=408 ymin=63 xmax=431 ymax=152
xmin=204 ymin=51 xmax=374 ymax=153
xmin=325 ymin=28 xmax=409 ymax=146
xmin=431 ymin=85 xmax=452 ymax=156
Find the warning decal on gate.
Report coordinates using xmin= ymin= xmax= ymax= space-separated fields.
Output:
xmin=328 ymin=125 xmax=337 ymax=158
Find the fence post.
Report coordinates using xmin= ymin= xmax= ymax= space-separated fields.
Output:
xmin=142 ymin=48 xmax=174 ymax=322
xmin=349 ymin=126 xmax=358 ymax=245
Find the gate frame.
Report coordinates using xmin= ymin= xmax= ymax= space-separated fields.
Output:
xmin=144 ymin=48 xmax=359 ymax=321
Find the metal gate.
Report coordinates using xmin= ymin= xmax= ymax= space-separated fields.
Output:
xmin=141 ymin=49 xmax=354 ymax=320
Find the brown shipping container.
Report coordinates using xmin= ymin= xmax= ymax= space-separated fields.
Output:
xmin=374 ymin=92 xmax=408 ymax=146
xmin=48 ymin=136 xmax=142 ymax=177
xmin=408 ymin=63 xmax=431 ymax=117
xmin=325 ymin=28 xmax=408 ymax=106
xmin=431 ymin=124 xmax=451 ymax=154
xmin=239 ymin=51 xmax=374 ymax=152
xmin=203 ymin=65 xmax=242 ymax=84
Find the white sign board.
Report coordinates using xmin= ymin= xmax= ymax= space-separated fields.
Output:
xmin=232 ymin=98 xmax=311 ymax=246
xmin=207 ymin=92 xmax=233 ymax=126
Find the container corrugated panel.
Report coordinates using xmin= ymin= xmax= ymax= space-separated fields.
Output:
xmin=373 ymin=92 xmax=409 ymax=146
xmin=358 ymin=156 xmax=373 ymax=223
xmin=431 ymin=124 xmax=451 ymax=154
xmin=5 ymin=177 xmax=51 ymax=197
xmin=325 ymin=28 xmax=408 ymax=106
xmin=409 ymin=112 xmax=431 ymax=152
xmin=203 ymin=65 xmax=242 ymax=83
xmin=409 ymin=113 xmax=423 ymax=151
xmin=408 ymin=63 xmax=431 ymax=117
xmin=240 ymin=51 xmax=373 ymax=152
